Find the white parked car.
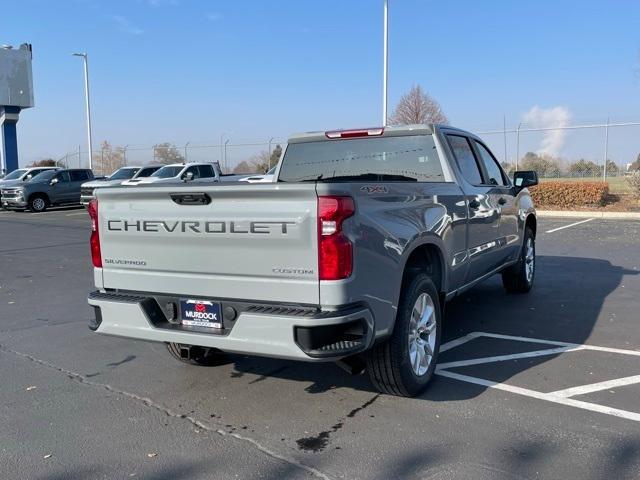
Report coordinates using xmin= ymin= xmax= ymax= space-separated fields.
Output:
xmin=122 ymin=162 xmax=233 ymax=186
xmin=238 ymin=166 xmax=277 ymax=183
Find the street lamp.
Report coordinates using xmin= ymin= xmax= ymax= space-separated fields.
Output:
xmin=72 ymin=53 xmax=93 ymax=169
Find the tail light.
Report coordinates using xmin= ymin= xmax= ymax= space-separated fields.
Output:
xmin=87 ymin=199 xmax=102 ymax=268
xmin=318 ymin=196 xmax=355 ymax=280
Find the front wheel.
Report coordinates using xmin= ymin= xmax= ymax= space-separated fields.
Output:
xmin=502 ymin=227 xmax=535 ymax=293
xmin=29 ymin=195 xmax=48 ymax=213
xmin=366 ymin=274 xmax=442 ymax=397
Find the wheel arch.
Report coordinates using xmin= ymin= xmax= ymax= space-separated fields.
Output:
xmin=28 ymin=191 xmax=50 ymax=205
xmin=525 ymin=213 xmax=537 ymax=238
xmin=400 ymin=242 xmax=447 ymax=305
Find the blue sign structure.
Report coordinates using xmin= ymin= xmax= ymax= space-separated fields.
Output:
xmin=0 ymin=43 xmax=34 ymax=176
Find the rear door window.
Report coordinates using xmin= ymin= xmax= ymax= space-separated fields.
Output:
xmin=70 ymin=170 xmax=88 ymax=182
xmin=278 ymin=135 xmax=444 ymax=182
xmin=446 ymin=135 xmax=483 ymax=185
xmin=197 ymin=165 xmax=215 ymax=178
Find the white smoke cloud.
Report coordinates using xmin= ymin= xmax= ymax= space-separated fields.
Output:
xmin=522 ymin=106 xmax=571 ymax=157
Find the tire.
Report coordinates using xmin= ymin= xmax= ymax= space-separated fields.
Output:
xmin=166 ymin=342 xmax=223 ymax=366
xmin=366 ymin=273 xmax=442 ymax=397
xmin=502 ymin=227 xmax=535 ymax=294
xmin=29 ymin=194 xmax=48 ymax=213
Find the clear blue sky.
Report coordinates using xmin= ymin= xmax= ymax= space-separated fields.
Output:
xmin=3 ymin=0 xmax=640 ymax=167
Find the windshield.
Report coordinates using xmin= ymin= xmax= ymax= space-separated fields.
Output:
xmin=266 ymin=166 xmax=276 ymax=175
xmin=278 ymin=135 xmax=444 ymax=183
xmin=151 ymin=166 xmax=183 ymax=178
xmin=135 ymin=166 xmax=160 ymax=178
xmin=109 ymin=168 xmax=139 ymax=180
xmin=31 ymin=170 xmax=57 ymax=181
xmin=3 ymin=169 xmax=28 ymax=180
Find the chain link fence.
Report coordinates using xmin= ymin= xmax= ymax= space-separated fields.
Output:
xmin=55 ymin=121 xmax=640 ymax=196
xmin=56 ymin=139 xmax=287 ymax=177
xmin=476 ymin=120 xmax=640 ymax=194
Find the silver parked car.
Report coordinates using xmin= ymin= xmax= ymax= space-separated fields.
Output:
xmin=80 ymin=165 xmax=162 ymax=205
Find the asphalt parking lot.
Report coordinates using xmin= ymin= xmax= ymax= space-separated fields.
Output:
xmin=1 ymin=208 xmax=639 ymax=480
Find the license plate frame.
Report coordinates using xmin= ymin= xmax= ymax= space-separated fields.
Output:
xmin=180 ymin=299 xmax=222 ymax=329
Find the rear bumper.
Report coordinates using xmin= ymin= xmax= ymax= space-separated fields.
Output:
xmin=88 ymin=291 xmax=374 ymax=361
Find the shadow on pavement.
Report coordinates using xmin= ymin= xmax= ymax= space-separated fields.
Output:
xmin=228 ymin=255 xmax=638 ymax=398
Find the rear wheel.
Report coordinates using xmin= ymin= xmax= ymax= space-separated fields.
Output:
xmin=366 ymin=273 xmax=441 ymax=397
xmin=166 ymin=343 xmax=223 ymax=366
xmin=502 ymin=227 xmax=535 ymax=293
xmin=29 ymin=194 xmax=48 ymax=213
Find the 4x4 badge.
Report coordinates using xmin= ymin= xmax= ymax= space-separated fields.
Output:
xmin=360 ymin=185 xmax=388 ymax=194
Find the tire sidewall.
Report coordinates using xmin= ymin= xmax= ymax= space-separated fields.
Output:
xmin=29 ymin=195 xmax=47 ymax=212
xmin=393 ymin=274 xmax=442 ymax=395
xmin=520 ymin=228 xmax=535 ymax=290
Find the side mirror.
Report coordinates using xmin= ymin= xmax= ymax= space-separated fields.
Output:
xmin=50 ymin=177 xmax=59 ymax=186
xmin=513 ymin=171 xmax=538 ymax=189
xmin=182 ymin=171 xmax=194 ymax=182
xmin=25 ymin=174 xmax=32 ymax=181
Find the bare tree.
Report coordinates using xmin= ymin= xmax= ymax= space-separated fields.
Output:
xmin=92 ymin=141 xmax=125 ymax=176
xmin=29 ymin=158 xmax=57 ymax=167
xmin=389 ymin=84 xmax=448 ymax=125
xmin=246 ymin=145 xmax=282 ymax=173
xmin=232 ymin=161 xmax=254 ymax=174
xmin=154 ymin=142 xmax=185 ymax=165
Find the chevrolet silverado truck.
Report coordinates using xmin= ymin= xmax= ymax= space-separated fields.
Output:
xmin=2 ymin=168 xmax=94 ymax=212
xmin=87 ymin=124 xmax=538 ymax=397
xmin=121 ymin=161 xmax=241 ymax=186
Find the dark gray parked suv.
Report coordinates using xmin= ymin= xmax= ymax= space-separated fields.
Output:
xmin=1 ymin=168 xmax=94 ymax=212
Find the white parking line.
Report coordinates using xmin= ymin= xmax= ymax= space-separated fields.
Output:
xmin=437 ymin=369 xmax=640 ymax=422
xmin=436 ymin=346 xmax=582 ymax=370
xmin=436 ymin=332 xmax=640 ymax=423
xmin=65 ymin=211 xmax=87 ymax=216
xmin=545 ymin=218 xmax=595 ymax=233
xmin=550 ymin=374 xmax=640 ymax=398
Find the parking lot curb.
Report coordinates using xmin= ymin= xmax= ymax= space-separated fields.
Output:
xmin=537 ymin=210 xmax=640 ymax=219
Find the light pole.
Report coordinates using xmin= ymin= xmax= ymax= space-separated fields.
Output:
xmin=515 ymin=122 xmax=522 ymax=170
xmin=603 ymin=117 xmax=610 ymax=182
xmin=382 ymin=0 xmax=389 ymax=126
xmin=268 ymin=137 xmax=274 ymax=168
xmin=72 ymin=53 xmax=93 ymax=169
xmin=219 ymin=133 xmax=226 ymax=164
xmin=224 ymin=139 xmax=230 ymax=171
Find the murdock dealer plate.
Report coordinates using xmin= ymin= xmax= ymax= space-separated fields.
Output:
xmin=180 ymin=299 xmax=222 ymax=329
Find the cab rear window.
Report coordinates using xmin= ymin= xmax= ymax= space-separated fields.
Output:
xmin=278 ymin=135 xmax=444 ymax=183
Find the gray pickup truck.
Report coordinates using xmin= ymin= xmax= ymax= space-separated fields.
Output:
xmin=87 ymin=124 xmax=538 ymax=397
xmin=2 ymin=168 xmax=94 ymax=212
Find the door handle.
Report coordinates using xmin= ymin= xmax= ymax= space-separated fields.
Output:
xmin=498 ymin=197 xmax=507 ymax=206
xmin=468 ymin=199 xmax=480 ymax=209
xmin=170 ymin=192 xmax=212 ymax=205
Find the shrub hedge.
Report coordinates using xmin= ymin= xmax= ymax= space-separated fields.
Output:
xmin=529 ymin=182 xmax=609 ymax=207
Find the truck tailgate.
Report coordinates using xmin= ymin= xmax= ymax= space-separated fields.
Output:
xmin=96 ymin=183 xmax=319 ymax=305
